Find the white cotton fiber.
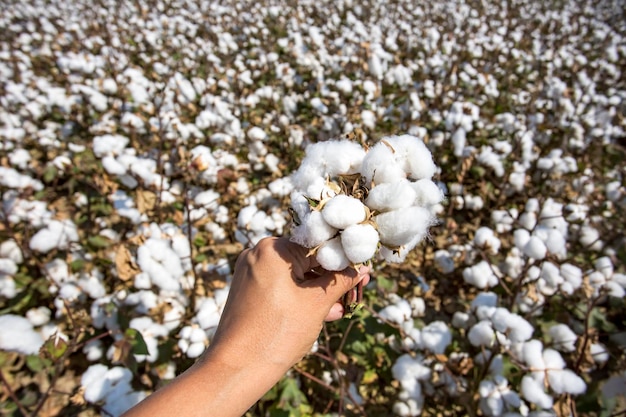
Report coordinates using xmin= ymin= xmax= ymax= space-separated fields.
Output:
xmin=468 ymin=320 xmax=495 ymax=347
xmin=0 ymin=314 xmax=44 ymax=355
xmin=384 ymin=135 xmax=437 ymax=180
xmin=360 ymin=141 xmax=406 ymax=184
xmin=316 ymin=237 xmax=350 ymax=271
xmin=521 ymin=375 xmax=553 ymax=409
xmin=474 ymin=227 xmax=501 ymax=254
xmin=549 ymin=324 xmax=577 ymax=352
xmin=420 ymin=321 xmax=452 ymax=354
xmin=378 ymin=296 xmax=412 ymax=325
xmin=341 ymin=223 xmax=379 ymax=263
xmin=322 ymin=195 xmax=367 ymax=229
xmin=463 ymin=261 xmax=499 ymax=289
xmin=365 ymin=179 xmax=417 ymax=212
xmin=29 ymin=219 xmax=79 ymax=253
xmin=412 ymin=179 xmax=445 ymax=207
xmin=548 ymin=369 xmax=586 ymax=394
xmin=375 ymin=207 xmax=432 ymax=247
xmin=523 ymin=236 xmax=547 ymax=260
xmin=290 ymin=211 xmax=337 ymax=248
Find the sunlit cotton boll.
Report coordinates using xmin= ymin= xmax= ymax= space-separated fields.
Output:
xmin=0 ymin=314 xmax=44 ymax=355
xmin=292 ymin=140 xmax=366 ymax=187
xmin=420 ymin=321 xmax=452 ymax=354
xmin=322 ymin=195 xmax=367 ymax=229
xmin=383 ymin=135 xmax=437 ymax=181
xmin=521 ymin=375 xmax=553 ymax=410
xmin=549 ymin=324 xmax=577 ymax=352
xmin=375 ymin=206 xmax=433 ymax=247
xmin=365 ymin=179 xmax=417 ymax=212
xmin=463 ymin=261 xmax=500 ymax=289
xmin=340 ymin=223 xmax=379 ymax=263
xmin=468 ymin=320 xmax=495 ymax=347
xmin=316 ymin=237 xmax=350 ymax=271
xmin=290 ymin=211 xmax=338 ymax=248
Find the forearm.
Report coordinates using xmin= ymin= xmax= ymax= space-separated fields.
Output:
xmin=122 ymin=345 xmax=289 ymax=417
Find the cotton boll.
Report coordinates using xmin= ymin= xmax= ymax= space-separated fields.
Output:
xmin=322 ymin=195 xmax=367 ymax=229
xmin=522 ymin=340 xmax=546 ymax=370
xmin=0 ymin=314 xmax=44 ymax=355
xmin=434 ymin=250 xmax=455 ymax=274
xmin=547 ymin=368 xmax=586 ymax=395
xmin=590 ymin=343 xmax=609 ymax=365
xmin=514 ymin=229 xmax=530 ymax=250
xmin=521 ymin=375 xmax=553 ymax=409
xmin=469 ymin=321 xmax=495 ymax=347
xmin=316 ymin=237 xmax=350 ymax=271
xmin=463 ymin=261 xmax=500 ymax=289
xmin=383 ymin=135 xmax=437 ymax=180
xmin=412 ymin=179 xmax=445 ymax=207
xmin=365 ymin=179 xmax=417 ymax=212
xmin=341 ymin=223 xmax=379 ymax=263
xmin=523 ymin=236 xmax=547 ymax=260
xmin=290 ymin=211 xmax=338 ymax=248
xmin=379 ymin=296 xmax=413 ymax=325
xmin=474 ymin=227 xmax=501 ymax=254
xmin=361 ymin=141 xmax=405 ymax=185
xmin=560 ymin=263 xmax=582 ymax=290
xmin=452 ymin=311 xmax=472 ymax=329
xmin=375 ymin=206 xmax=433 ymax=247
xmin=420 ymin=321 xmax=452 ymax=354
xmin=549 ymin=324 xmax=577 ymax=352
xmin=451 ymin=128 xmax=467 ymax=157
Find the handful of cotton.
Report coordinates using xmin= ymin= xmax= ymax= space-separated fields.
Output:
xmin=289 ymin=135 xmax=443 ymax=314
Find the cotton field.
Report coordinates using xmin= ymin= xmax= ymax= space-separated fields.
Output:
xmin=0 ymin=0 xmax=625 ymax=416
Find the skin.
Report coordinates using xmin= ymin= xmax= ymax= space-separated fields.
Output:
xmin=122 ymin=236 xmax=370 ymax=417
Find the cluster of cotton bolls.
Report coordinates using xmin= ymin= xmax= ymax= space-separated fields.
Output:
xmin=289 ymin=135 xmax=443 ymax=270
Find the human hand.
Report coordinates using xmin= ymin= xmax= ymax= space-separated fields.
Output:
xmin=122 ymin=236 xmax=370 ymax=417
xmin=208 ymin=236 xmax=370 ymax=370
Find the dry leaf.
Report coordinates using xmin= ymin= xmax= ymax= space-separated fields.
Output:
xmin=136 ymin=190 xmax=156 ymax=214
xmin=115 ymin=245 xmax=140 ymax=281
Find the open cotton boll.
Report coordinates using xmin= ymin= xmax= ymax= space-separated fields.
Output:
xmin=290 ymin=211 xmax=337 ymax=248
xmin=549 ymin=324 xmax=577 ymax=352
xmin=29 ymin=219 xmax=79 ymax=253
xmin=521 ymin=375 xmax=553 ymax=409
xmin=341 ymin=223 xmax=379 ymax=263
xmin=474 ymin=227 xmax=501 ymax=254
xmin=523 ymin=236 xmax=547 ymax=260
xmin=360 ymin=141 xmax=405 ymax=185
xmin=316 ymin=237 xmax=350 ymax=271
xmin=298 ymin=140 xmax=366 ymax=179
xmin=412 ymin=179 xmax=445 ymax=207
xmin=383 ymin=135 xmax=437 ymax=180
xmin=378 ymin=295 xmax=413 ymax=325
xmin=463 ymin=261 xmax=500 ymax=289
xmin=468 ymin=320 xmax=495 ymax=347
xmin=322 ymin=195 xmax=367 ymax=229
xmin=0 ymin=314 xmax=44 ymax=355
xmin=365 ymin=179 xmax=417 ymax=212
xmin=420 ymin=321 xmax=452 ymax=354
xmin=375 ymin=206 xmax=433 ymax=247
xmin=548 ymin=368 xmax=587 ymax=395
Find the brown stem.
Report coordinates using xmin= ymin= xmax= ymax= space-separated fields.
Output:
xmin=0 ymin=369 xmax=31 ymax=416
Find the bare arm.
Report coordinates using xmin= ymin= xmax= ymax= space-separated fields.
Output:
xmin=122 ymin=236 xmax=370 ymax=417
